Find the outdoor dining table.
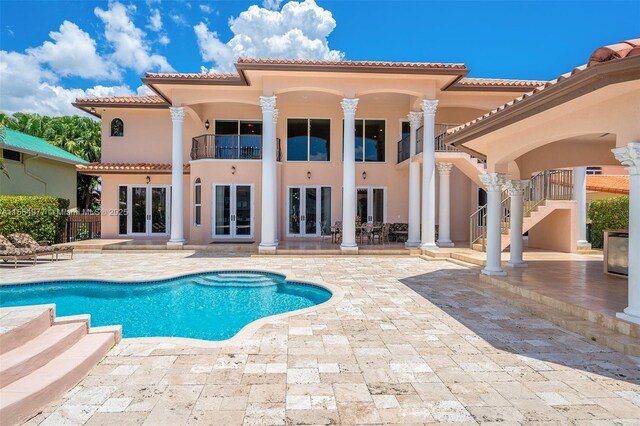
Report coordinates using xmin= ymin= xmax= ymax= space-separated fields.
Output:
xmin=357 ymin=224 xmax=382 ymax=245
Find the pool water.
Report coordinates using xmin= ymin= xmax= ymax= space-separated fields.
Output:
xmin=0 ymin=272 xmax=331 ymax=341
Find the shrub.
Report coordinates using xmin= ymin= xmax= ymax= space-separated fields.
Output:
xmin=0 ymin=195 xmax=69 ymax=243
xmin=588 ymin=196 xmax=629 ymax=248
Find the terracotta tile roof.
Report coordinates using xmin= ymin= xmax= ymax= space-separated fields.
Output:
xmin=236 ymin=57 xmax=466 ymax=70
xmin=74 ymin=95 xmax=167 ymax=105
xmin=454 ymin=78 xmax=547 ymax=88
xmin=586 ymin=175 xmax=629 ymax=195
xmin=144 ymin=72 xmax=241 ymax=81
xmin=447 ymin=38 xmax=640 ymax=138
xmin=77 ymin=163 xmax=190 ymax=174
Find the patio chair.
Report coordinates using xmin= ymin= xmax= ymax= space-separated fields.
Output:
xmin=372 ymin=223 xmax=391 ymax=245
xmin=0 ymin=235 xmax=38 ymax=268
xmin=7 ymin=233 xmax=74 ymax=261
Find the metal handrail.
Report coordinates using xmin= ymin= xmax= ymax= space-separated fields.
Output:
xmin=191 ymin=134 xmax=281 ymax=161
xmin=397 ymin=134 xmax=411 ymax=163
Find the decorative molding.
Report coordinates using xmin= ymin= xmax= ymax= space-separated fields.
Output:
xmin=505 ymin=179 xmax=529 ymax=196
xmin=341 ymin=98 xmax=359 ymax=115
xmin=421 ymin=99 xmax=438 ymax=115
xmin=407 ymin=111 xmax=422 ymax=128
xmin=272 ymin=109 xmax=279 ymax=124
xmin=260 ymin=95 xmax=277 ymax=112
xmin=169 ymin=106 xmax=185 ymax=121
xmin=436 ymin=162 xmax=454 ymax=175
xmin=612 ymin=142 xmax=640 ymax=175
xmin=480 ymin=173 xmax=509 ymax=191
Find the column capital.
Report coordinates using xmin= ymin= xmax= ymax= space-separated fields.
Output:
xmin=421 ymin=99 xmax=438 ymax=115
xmin=436 ymin=162 xmax=453 ymax=175
xmin=169 ymin=106 xmax=185 ymax=122
xmin=273 ymin=109 xmax=279 ymax=124
xmin=407 ymin=111 xmax=422 ymax=128
xmin=505 ymin=179 xmax=529 ymax=196
xmin=341 ymin=98 xmax=359 ymax=115
xmin=260 ymin=95 xmax=277 ymax=112
xmin=480 ymin=172 xmax=509 ymax=191
xmin=612 ymin=142 xmax=640 ymax=175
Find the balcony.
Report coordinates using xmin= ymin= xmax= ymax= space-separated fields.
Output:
xmin=191 ymin=134 xmax=281 ymax=161
xmin=397 ymin=123 xmax=461 ymax=163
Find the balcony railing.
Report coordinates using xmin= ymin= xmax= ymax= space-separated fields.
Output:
xmin=191 ymin=134 xmax=281 ymax=161
xmin=397 ymin=123 xmax=461 ymax=163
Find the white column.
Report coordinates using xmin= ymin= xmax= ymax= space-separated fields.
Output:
xmin=505 ymin=180 xmax=529 ymax=267
xmin=259 ymin=96 xmax=277 ymax=253
xmin=574 ymin=167 xmax=589 ymax=247
xmin=168 ymin=106 xmax=185 ymax=246
xmin=341 ymin=98 xmax=359 ymax=254
xmin=436 ymin=162 xmax=454 ymax=247
xmin=480 ymin=173 xmax=509 ymax=276
xmin=273 ymin=109 xmax=279 ymax=244
xmin=612 ymin=142 xmax=640 ymax=325
xmin=406 ymin=111 xmax=422 ymax=247
xmin=419 ymin=99 xmax=438 ymax=250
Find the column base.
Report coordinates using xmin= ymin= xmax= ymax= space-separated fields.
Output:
xmin=616 ymin=307 xmax=640 ymax=325
xmin=506 ymin=261 xmax=528 ymax=268
xmin=481 ymin=268 xmax=507 ymax=277
xmin=419 ymin=243 xmax=438 ymax=251
xmin=340 ymin=244 xmax=359 ymax=255
xmin=436 ymin=240 xmax=454 ymax=248
xmin=404 ymin=240 xmax=420 ymax=248
xmin=258 ymin=243 xmax=278 ymax=254
xmin=167 ymin=240 xmax=185 ymax=249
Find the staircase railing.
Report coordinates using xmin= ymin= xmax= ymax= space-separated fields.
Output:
xmin=469 ymin=169 xmax=574 ymax=250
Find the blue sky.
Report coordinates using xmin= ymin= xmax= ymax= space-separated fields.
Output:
xmin=1 ymin=0 xmax=638 ymax=116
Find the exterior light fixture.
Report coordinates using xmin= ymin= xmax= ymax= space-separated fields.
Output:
xmin=90 ymin=108 xmax=96 ymax=114
xmin=307 ymin=171 xmax=312 ymax=180
xmin=204 ymin=120 xmax=210 ymax=130
xmin=231 ymin=166 xmax=236 ymax=175
xmin=146 ymin=176 xmax=151 ymax=184
xmin=362 ymin=171 xmax=367 ymax=180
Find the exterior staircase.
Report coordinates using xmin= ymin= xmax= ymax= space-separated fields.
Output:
xmin=0 ymin=305 xmax=121 ymax=426
xmin=471 ymin=170 xmax=575 ymax=252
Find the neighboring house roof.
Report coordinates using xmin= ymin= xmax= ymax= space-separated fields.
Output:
xmin=586 ymin=175 xmax=629 ymax=195
xmin=446 ymin=38 xmax=640 ymax=146
xmin=77 ymin=163 xmax=190 ymax=175
xmin=0 ymin=128 xmax=88 ymax=165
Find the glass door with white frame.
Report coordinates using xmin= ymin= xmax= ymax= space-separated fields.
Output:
xmin=212 ymin=184 xmax=253 ymax=239
xmin=121 ymin=185 xmax=170 ymax=236
xmin=356 ymin=187 xmax=385 ymax=224
xmin=287 ymin=186 xmax=331 ymax=237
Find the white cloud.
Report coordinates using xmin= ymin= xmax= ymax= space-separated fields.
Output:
xmin=158 ymin=34 xmax=170 ymax=45
xmin=171 ymin=14 xmax=188 ymax=26
xmin=195 ymin=0 xmax=343 ymax=73
xmin=95 ymin=2 xmax=174 ymax=73
xmin=262 ymin=0 xmax=282 ymax=10
xmin=147 ymin=9 xmax=163 ymax=31
xmin=199 ymin=4 xmax=213 ymax=13
xmin=27 ymin=21 xmax=119 ymax=80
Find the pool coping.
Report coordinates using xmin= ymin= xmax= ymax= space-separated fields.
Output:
xmin=1 ymin=269 xmax=345 ymax=348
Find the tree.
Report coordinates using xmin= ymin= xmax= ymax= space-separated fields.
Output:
xmin=0 ymin=112 xmax=101 ymax=211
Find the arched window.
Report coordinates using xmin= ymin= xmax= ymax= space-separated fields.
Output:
xmin=110 ymin=118 xmax=124 ymax=137
xmin=194 ymin=178 xmax=202 ymax=226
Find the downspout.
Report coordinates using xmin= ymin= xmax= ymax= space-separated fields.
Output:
xmin=23 ymin=154 xmax=47 ymax=194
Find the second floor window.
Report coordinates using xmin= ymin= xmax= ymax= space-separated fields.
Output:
xmin=356 ymin=119 xmax=385 ymax=162
xmin=287 ymin=118 xmax=330 ymax=161
xmin=110 ymin=118 xmax=124 ymax=137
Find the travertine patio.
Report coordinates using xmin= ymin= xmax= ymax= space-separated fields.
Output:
xmin=4 ymin=253 xmax=640 ymax=425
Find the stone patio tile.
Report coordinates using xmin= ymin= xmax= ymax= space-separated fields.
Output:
xmin=333 ymin=383 xmax=372 ymax=402
xmin=187 ymin=410 xmax=244 ymax=425
xmin=336 ymin=401 xmax=381 ymax=424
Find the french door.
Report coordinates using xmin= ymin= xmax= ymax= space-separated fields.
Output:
xmin=127 ymin=185 xmax=170 ymax=236
xmin=287 ymin=186 xmax=331 ymax=237
xmin=356 ymin=187 xmax=386 ymax=223
xmin=212 ymin=184 xmax=254 ymax=239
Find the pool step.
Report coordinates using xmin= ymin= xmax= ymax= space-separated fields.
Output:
xmin=197 ymin=274 xmax=278 ymax=286
xmin=0 ymin=305 xmax=121 ymax=426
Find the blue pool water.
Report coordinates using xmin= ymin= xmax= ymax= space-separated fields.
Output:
xmin=0 ymin=272 xmax=331 ymax=341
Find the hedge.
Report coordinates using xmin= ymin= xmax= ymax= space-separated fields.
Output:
xmin=587 ymin=196 xmax=629 ymax=248
xmin=0 ymin=195 xmax=69 ymax=243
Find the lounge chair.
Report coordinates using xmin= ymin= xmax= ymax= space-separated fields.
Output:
xmin=0 ymin=235 xmax=38 ymax=268
xmin=7 ymin=233 xmax=74 ymax=260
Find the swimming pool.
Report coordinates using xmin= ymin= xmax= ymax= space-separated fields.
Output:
xmin=0 ymin=272 xmax=332 ymax=341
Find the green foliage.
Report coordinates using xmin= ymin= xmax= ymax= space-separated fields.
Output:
xmin=75 ymin=224 xmax=90 ymax=242
xmin=588 ymin=196 xmax=629 ymax=248
xmin=0 ymin=112 xmax=101 ymax=211
xmin=0 ymin=195 xmax=69 ymax=243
